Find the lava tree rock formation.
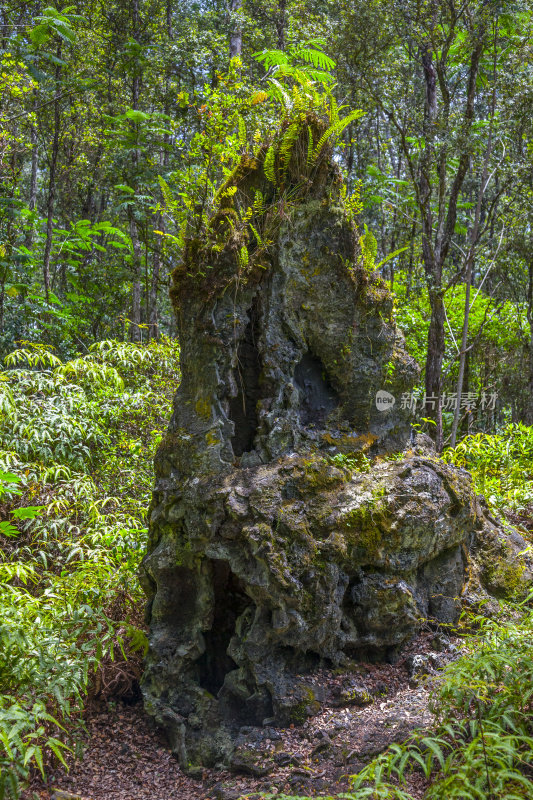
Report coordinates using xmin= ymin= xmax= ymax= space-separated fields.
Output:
xmin=140 ymin=124 xmax=530 ymax=769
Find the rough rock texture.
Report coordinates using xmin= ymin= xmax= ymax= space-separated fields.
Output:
xmin=140 ymin=132 xmax=530 ymax=770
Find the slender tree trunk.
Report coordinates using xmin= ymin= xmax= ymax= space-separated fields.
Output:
xmin=166 ymin=0 xmax=173 ymax=39
xmin=526 ymin=245 xmax=533 ymax=425
xmin=450 ymin=271 xmax=471 ymax=447
xmin=276 ymin=0 xmax=287 ymax=50
xmin=24 ymin=119 xmax=38 ymax=249
xmin=129 ymin=0 xmax=142 ymax=342
xmin=406 ymin=221 xmax=416 ymax=299
xmin=42 ymin=47 xmax=62 ymax=302
xmin=229 ymin=0 xmax=242 ymax=58
xmin=129 ymin=211 xmax=142 ymax=342
xmin=148 ymin=213 xmax=162 ymax=341
xmin=450 ymin=40 xmax=497 ymax=447
xmin=29 ymin=124 xmax=38 ymax=211
xmin=425 ymin=288 xmax=445 ymax=449
xmin=417 ymin=37 xmax=483 ymax=450
xmin=463 ymin=352 xmax=472 ymax=435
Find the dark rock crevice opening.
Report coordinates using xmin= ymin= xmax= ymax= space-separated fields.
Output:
xmin=229 ymin=301 xmax=262 ymax=457
xmin=196 ymin=560 xmax=251 ymax=697
xmin=294 ymin=351 xmax=339 ymax=426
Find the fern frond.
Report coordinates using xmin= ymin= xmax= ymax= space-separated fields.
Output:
xmin=249 ymin=225 xmax=263 ymax=248
xmin=279 ymin=121 xmax=301 ymax=177
xmin=264 ymin=145 xmax=277 ymax=184
xmin=375 ymin=246 xmax=409 ymax=270
xmin=307 ymin=126 xmax=314 ymax=168
xmin=253 ymin=190 xmax=264 ymax=214
xmin=290 ymin=44 xmax=335 ymax=72
xmin=267 ymin=77 xmax=292 ymax=110
xmin=157 ymin=176 xmax=175 ymax=210
xmin=238 ymin=244 xmax=249 ymax=270
xmin=313 ymin=109 xmax=365 ymax=161
xmin=359 ymin=224 xmax=378 ymax=272
xmin=251 ymin=92 xmax=268 ymax=105
xmin=252 ymin=48 xmax=289 ymax=69
xmin=238 ymin=116 xmax=246 ymax=147
xmin=303 ymin=68 xmax=335 ymax=85
xmin=329 ymin=95 xmax=338 ymax=125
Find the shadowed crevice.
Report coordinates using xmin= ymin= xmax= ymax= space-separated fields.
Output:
xmin=229 ymin=303 xmax=261 ymax=457
xmin=196 ymin=560 xmax=251 ymax=697
xmin=294 ymin=351 xmax=339 ymax=426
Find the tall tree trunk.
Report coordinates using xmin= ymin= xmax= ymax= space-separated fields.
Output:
xmin=148 ymin=212 xmax=162 ymax=341
xmin=425 ymin=288 xmax=445 ymax=449
xmin=526 ymin=244 xmax=533 ymax=425
xmin=129 ymin=0 xmax=142 ymax=342
xmin=450 ymin=40 xmax=497 ymax=447
xmin=406 ymin=221 xmax=416 ymax=299
xmin=24 ymin=118 xmax=38 ymax=249
xmin=463 ymin=351 xmax=472 ymax=435
xmin=129 ymin=211 xmax=142 ymax=342
xmin=229 ymin=0 xmax=242 ymax=58
xmin=42 ymin=46 xmax=62 ymax=302
xmin=29 ymin=124 xmax=38 ymax=211
xmin=166 ymin=0 xmax=173 ymax=39
xmin=416 ymin=37 xmax=483 ymax=450
xmin=276 ymin=0 xmax=287 ymax=50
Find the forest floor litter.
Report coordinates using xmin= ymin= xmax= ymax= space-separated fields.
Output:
xmin=25 ymin=632 xmax=457 ymax=800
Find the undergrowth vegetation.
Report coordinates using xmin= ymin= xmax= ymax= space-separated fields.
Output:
xmin=347 ymin=596 xmax=533 ymax=800
xmin=443 ymin=423 xmax=533 ymax=516
xmin=0 ymin=338 xmax=180 ymax=798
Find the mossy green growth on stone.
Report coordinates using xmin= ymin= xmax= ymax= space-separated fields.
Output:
xmin=300 ymin=455 xmax=346 ymax=492
xmin=195 ymin=396 xmax=212 ymax=419
xmin=174 ymin=538 xmax=194 ymax=567
xmin=343 ymin=513 xmax=383 ymax=557
xmin=287 ymin=684 xmax=321 ymax=725
xmin=481 ymin=552 xmax=527 ymax=599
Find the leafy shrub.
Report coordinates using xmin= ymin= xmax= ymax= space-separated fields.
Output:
xmin=347 ymin=599 xmax=533 ymax=799
xmin=443 ymin=422 xmax=533 ymax=513
xmin=0 ymin=337 xmax=180 ymax=798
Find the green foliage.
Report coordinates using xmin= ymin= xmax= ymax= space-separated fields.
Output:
xmin=359 ymin=224 xmax=378 ymax=272
xmin=29 ymin=6 xmax=83 ymax=47
xmin=313 ymin=109 xmax=365 ymax=161
xmin=443 ymin=423 xmax=533 ymax=513
xmin=391 ymin=280 xmax=525 ymax=433
xmin=264 ymin=145 xmax=277 ymax=183
xmin=158 ymin=42 xmax=364 ymax=280
xmin=328 ymin=452 xmax=371 ymax=473
xmin=0 ymin=337 xmax=180 ymax=797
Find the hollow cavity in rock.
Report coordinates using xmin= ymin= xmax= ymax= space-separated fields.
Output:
xmin=294 ymin=351 xmax=339 ymax=426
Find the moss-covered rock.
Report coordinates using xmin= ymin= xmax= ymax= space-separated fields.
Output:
xmin=141 ymin=447 xmax=531 ymax=768
xmin=141 ymin=130 xmax=531 ymax=770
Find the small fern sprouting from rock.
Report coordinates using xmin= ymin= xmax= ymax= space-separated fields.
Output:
xmin=159 ymin=40 xmax=366 ymax=300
